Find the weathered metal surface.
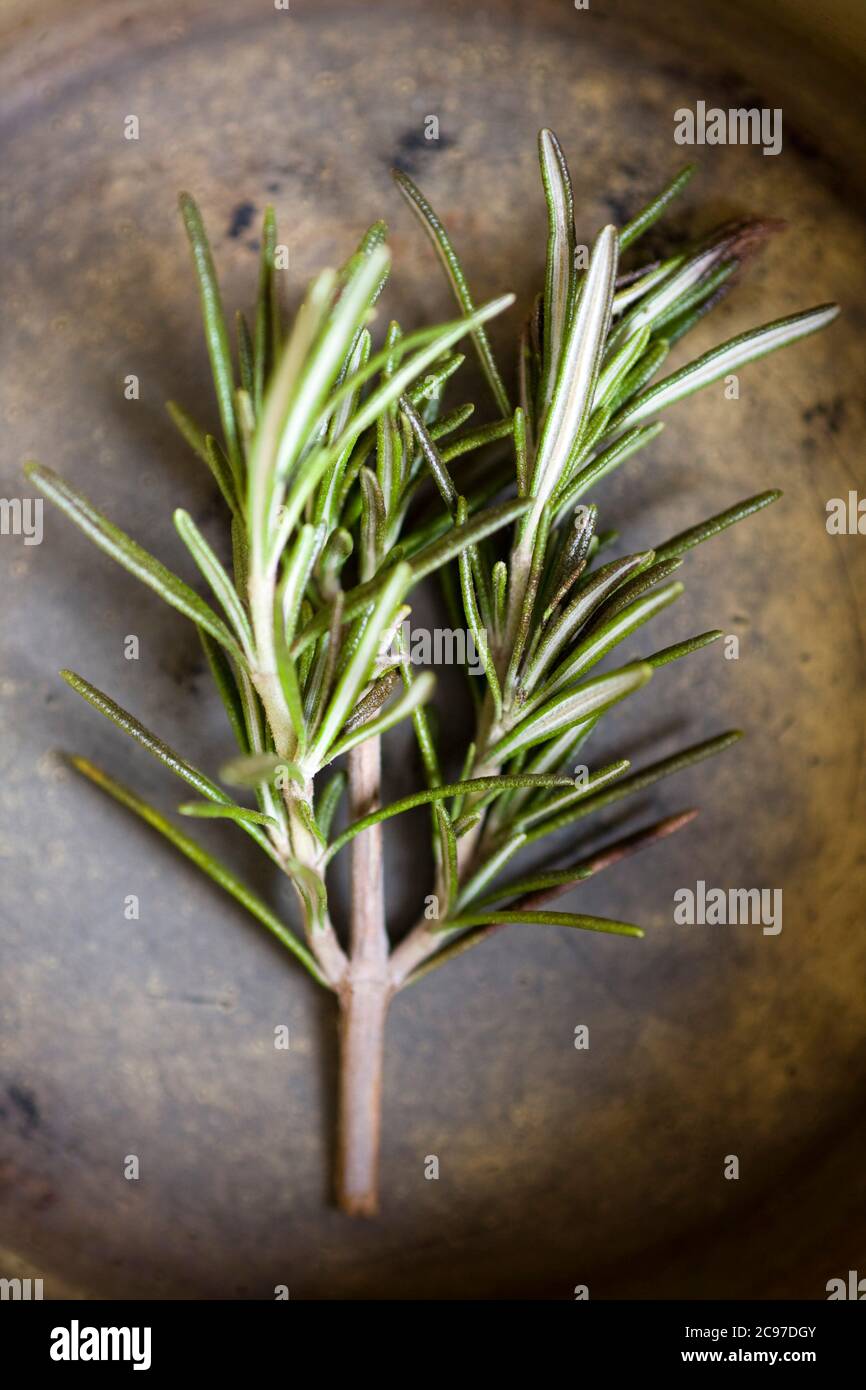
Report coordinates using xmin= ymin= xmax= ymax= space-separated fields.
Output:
xmin=1 ymin=0 xmax=864 ymax=1298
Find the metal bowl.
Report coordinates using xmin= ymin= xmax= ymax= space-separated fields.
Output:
xmin=1 ymin=0 xmax=863 ymax=1298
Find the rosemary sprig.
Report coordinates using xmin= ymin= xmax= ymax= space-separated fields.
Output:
xmin=28 ymin=130 xmax=838 ymax=1217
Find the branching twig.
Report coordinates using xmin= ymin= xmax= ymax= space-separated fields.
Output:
xmin=28 ymin=130 xmax=838 ymax=1215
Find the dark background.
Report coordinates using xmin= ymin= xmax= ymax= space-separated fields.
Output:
xmin=1 ymin=0 xmax=864 ymax=1298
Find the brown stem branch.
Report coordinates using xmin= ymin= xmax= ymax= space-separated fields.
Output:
xmin=391 ymin=807 xmax=699 ymax=989
xmin=336 ymin=979 xmax=389 ymax=1216
xmin=336 ymin=737 xmax=391 ymax=1216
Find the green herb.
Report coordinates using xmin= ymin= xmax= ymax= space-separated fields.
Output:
xmin=28 ymin=130 xmax=838 ymax=1216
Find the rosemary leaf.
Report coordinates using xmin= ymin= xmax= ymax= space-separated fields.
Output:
xmin=434 ymin=910 xmax=644 ymax=938
xmin=179 ymin=193 xmax=243 ymax=485
xmin=392 ymin=167 xmax=511 ymax=414
xmin=26 ymin=463 xmax=246 ymax=664
xmin=70 ymin=756 xmax=325 ymax=984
